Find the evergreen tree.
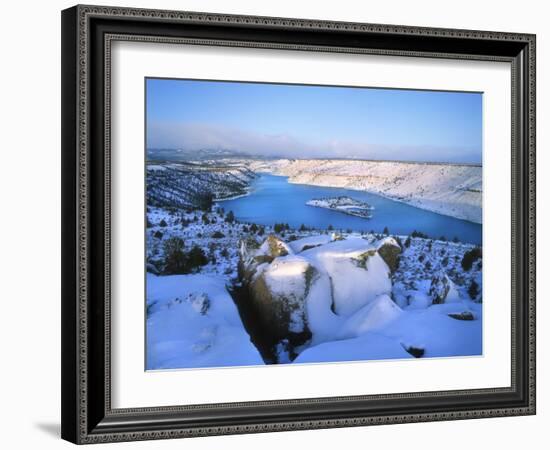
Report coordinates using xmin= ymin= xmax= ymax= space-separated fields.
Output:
xmin=461 ymin=247 xmax=482 ymax=271
xmin=163 ymin=237 xmax=187 ymax=274
xmin=225 ymin=210 xmax=235 ymax=223
xmin=468 ymin=279 xmax=480 ymax=299
xmin=187 ymin=245 xmax=208 ymax=270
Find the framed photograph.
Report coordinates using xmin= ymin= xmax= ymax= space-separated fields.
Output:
xmin=61 ymin=5 xmax=536 ymax=444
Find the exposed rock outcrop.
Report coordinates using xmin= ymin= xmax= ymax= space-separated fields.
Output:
xmin=448 ymin=311 xmax=475 ymax=321
xmin=429 ymin=271 xmax=460 ymax=304
xmin=248 ymin=255 xmax=315 ymax=346
xmin=238 ymin=235 xmax=293 ymax=283
xmin=376 ymin=237 xmax=402 ymax=273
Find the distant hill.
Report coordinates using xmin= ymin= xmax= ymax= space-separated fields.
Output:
xmin=147 ymin=148 xmax=258 ymax=161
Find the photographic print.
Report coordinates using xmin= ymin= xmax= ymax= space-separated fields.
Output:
xmin=145 ymin=78 xmax=483 ymax=370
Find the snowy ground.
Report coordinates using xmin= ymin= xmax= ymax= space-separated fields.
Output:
xmin=146 ymin=203 xmax=482 ymax=369
xmin=146 ymin=274 xmax=263 ymax=369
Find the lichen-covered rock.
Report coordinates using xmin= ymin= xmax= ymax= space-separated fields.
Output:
xmin=352 ymin=249 xmax=377 ymax=269
xmin=376 ymin=237 xmax=402 ymax=273
xmin=260 ymin=234 xmax=293 ymax=258
xmin=248 ymin=255 xmax=314 ymax=346
xmin=429 ymin=271 xmax=460 ymax=304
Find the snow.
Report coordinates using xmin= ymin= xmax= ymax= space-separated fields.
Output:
xmin=302 ymin=237 xmax=392 ymax=317
xmin=382 ymin=301 xmax=483 ymax=358
xmin=337 ymin=294 xmax=403 ymax=339
xmin=289 ymin=234 xmax=333 ymax=253
xmin=297 ymin=297 xmax=482 ymax=363
xmin=302 ymin=267 xmax=342 ymax=344
xmin=295 ymin=333 xmax=412 ymax=363
xmin=405 ymin=291 xmax=432 ymax=310
xmin=146 ymin=273 xmax=263 ymax=369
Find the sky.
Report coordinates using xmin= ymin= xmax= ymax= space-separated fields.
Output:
xmin=146 ymin=78 xmax=482 ymax=164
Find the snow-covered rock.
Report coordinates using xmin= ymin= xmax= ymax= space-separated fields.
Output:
xmin=239 ymin=235 xmax=396 ymax=351
xmin=302 ymin=237 xmax=393 ymax=317
xmin=248 ymin=255 xmax=315 ymax=345
xmin=257 ymin=234 xmax=294 ymax=259
xmin=376 ymin=236 xmax=402 ymax=273
xmin=448 ymin=311 xmax=475 ymax=321
xmin=429 ymin=271 xmax=461 ymax=304
xmin=288 ymin=234 xmax=333 ymax=253
xmin=239 ymin=235 xmax=293 ymax=283
xmin=146 ymin=274 xmax=263 ymax=369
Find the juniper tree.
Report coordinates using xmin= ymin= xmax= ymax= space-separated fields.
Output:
xmin=163 ymin=237 xmax=186 ymax=274
xmin=468 ymin=279 xmax=480 ymax=299
xmin=461 ymin=247 xmax=482 ymax=271
xmin=225 ymin=210 xmax=235 ymax=223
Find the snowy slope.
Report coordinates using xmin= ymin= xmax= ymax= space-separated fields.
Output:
xmin=147 ymin=161 xmax=256 ymax=210
xmin=146 ymin=274 xmax=263 ymax=369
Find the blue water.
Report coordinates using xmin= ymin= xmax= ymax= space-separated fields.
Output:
xmin=220 ymin=174 xmax=482 ymax=245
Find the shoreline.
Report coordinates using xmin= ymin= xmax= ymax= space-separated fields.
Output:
xmin=283 ymin=177 xmax=482 ymax=225
xmin=218 ymin=172 xmax=482 ymax=225
xmin=215 ymin=191 xmax=251 ymax=202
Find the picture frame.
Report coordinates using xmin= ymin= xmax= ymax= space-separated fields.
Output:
xmin=61 ymin=4 xmax=536 ymax=444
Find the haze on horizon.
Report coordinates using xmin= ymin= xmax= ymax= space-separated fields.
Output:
xmin=146 ymin=78 xmax=483 ymax=165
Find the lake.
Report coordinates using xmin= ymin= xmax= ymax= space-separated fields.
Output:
xmin=220 ymin=174 xmax=482 ymax=245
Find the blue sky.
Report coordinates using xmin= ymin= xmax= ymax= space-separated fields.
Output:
xmin=146 ymin=78 xmax=482 ymax=164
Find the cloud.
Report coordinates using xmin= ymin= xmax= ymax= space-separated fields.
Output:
xmin=147 ymin=121 xmax=481 ymax=164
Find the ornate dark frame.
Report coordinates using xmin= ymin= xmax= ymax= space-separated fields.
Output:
xmin=61 ymin=4 xmax=536 ymax=444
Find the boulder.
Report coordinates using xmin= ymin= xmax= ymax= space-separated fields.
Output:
xmin=376 ymin=237 xmax=402 ymax=273
xmin=402 ymin=344 xmax=425 ymax=358
xmin=429 ymin=271 xmax=460 ymax=304
xmin=238 ymin=235 xmax=293 ymax=283
xmin=304 ymin=237 xmax=393 ymax=317
xmin=448 ymin=311 xmax=475 ymax=321
xmin=248 ymin=255 xmax=314 ymax=346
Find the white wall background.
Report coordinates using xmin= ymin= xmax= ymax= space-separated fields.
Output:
xmin=0 ymin=0 xmax=545 ymax=448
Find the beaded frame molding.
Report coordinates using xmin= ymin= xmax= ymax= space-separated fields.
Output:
xmin=61 ymin=4 xmax=536 ymax=444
